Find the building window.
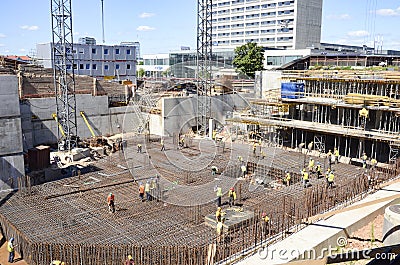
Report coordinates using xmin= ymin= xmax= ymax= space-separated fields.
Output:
xmin=73 ymin=64 xmax=77 ymax=69
xmin=127 ymin=64 xmax=131 ymax=70
xmin=116 ymin=48 xmax=120 ymax=55
xmin=127 ymin=49 xmax=131 ymax=55
xmin=116 ymin=64 xmax=120 ymax=70
xmin=93 ymin=64 xmax=97 ymax=70
xmin=79 ymin=64 xmax=84 ymax=69
xmin=104 ymin=49 xmax=109 ymax=55
xmin=78 ymin=48 xmax=84 ymax=54
xmin=92 ymin=48 xmax=96 ymax=54
xmin=104 ymin=65 xmax=109 ymax=70
xmin=86 ymin=64 xmax=90 ymax=70
xmin=66 ymin=64 xmax=72 ymax=70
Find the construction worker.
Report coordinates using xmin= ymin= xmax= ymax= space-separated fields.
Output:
xmin=253 ymin=142 xmax=257 ymax=155
xmin=228 ymin=187 xmax=237 ymax=207
xmin=107 ymin=193 xmax=115 ymax=213
xmin=241 ymin=165 xmax=247 ymax=178
xmin=238 ymin=155 xmax=243 ymax=164
xmin=145 ymin=181 xmax=151 ymax=201
xmin=7 ymin=237 xmax=15 ymax=263
xmin=125 ymin=255 xmax=135 ymax=265
xmin=216 ymin=185 xmax=222 ymax=207
xmin=325 ymin=168 xmax=331 ymax=184
xmin=139 ymin=182 xmax=145 ymax=201
xmin=261 ymin=212 xmax=270 ymax=237
xmin=307 ymin=141 xmax=314 ymax=153
xmin=308 ymin=158 xmax=315 ymax=172
xmin=211 ymin=166 xmax=218 ymax=176
xmin=327 ymin=171 xmax=335 ymax=188
xmin=316 ymin=162 xmax=322 ymax=179
xmin=216 ymin=218 xmax=224 ymax=243
xmin=371 ymin=158 xmax=377 ymax=169
xmin=327 ymin=149 xmax=332 ymax=166
xmin=361 ymin=152 xmax=368 ymax=168
xmin=212 ymin=130 xmax=217 ymax=140
xmin=302 ymin=168 xmax=309 ymax=188
xmin=334 ymin=147 xmax=339 ymax=164
xmin=284 ymin=171 xmax=291 ymax=186
xmin=160 ymin=138 xmax=165 ymax=151
xmin=216 ymin=207 xmax=223 ymax=222
xmin=179 ymin=136 xmax=185 ymax=148
xmin=137 ymin=143 xmax=142 ymax=153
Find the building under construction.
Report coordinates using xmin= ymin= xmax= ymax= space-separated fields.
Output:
xmin=0 ymin=57 xmax=400 ymax=264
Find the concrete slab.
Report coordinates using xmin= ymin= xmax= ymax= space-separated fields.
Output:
xmin=235 ymin=181 xmax=400 ymax=265
xmin=205 ymin=207 xmax=254 ymax=230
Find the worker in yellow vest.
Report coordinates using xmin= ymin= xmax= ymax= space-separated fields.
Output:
xmin=316 ymin=162 xmax=322 ymax=178
xmin=285 ymin=171 xmax=291 ymax=186
xmin=308 ymin=158 xmax=315 ymax=172
xmin=327 ymin=149 xmax=333 ymax=166
xmin=228 ymin=187 xmax=237 ymax=207
xmin=261 ymin=212 xmax=270 ymax=237
xmin=371 ymin=158 xmax=377 ymax=169
xmin=327 ymin=171 xmax=335 ymax=188
xmin=7 ymin=237 xmax=15 ymax=263
xmin=302 ymin=168 xmax=309 ymax=188
xmin=334 ymin=148 xmax=339 ymax=164
xmin=361 ymin=152 xmax=368 ymax=168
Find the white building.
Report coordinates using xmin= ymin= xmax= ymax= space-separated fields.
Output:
xmin=36 ymin=39 xmax=139 ymax=81
xmin=212 ymin=0 xmax=323 ymax=50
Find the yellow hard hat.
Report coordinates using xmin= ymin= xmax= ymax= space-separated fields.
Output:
xmin=128 ymin=255 xmax=132 ymax=259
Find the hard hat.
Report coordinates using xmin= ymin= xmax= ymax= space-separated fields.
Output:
xmin=230 ymin=187 xmax=234 ymax=191
xmin=10 ymin=237 xmax=14 ymax=242
xmin=128 ymin=255 xmax=132 ymax=260
xmin=109 ymin=192 xmax=112 ymax=195
xmin=217 ymin=207 xmax=221 ymax=210
xmin=317 ymin=162 xmax=320 ymax=165
xmin=261 ymin=212 xmax=267 ymax=217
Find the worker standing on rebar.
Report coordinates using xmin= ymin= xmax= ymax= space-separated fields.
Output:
xmin=216 ymin=218 xmax=224 ymax=243
xmin=327 ymin=170 xmax=335 ymax=188
xmin=7 ymin=237 xmax=15 ymax=263
xmin=107 ymin=193 xmax=115 ymax=213
xmin=334 ymin=147 xmax=339 ymax=164
xmin=253 ymin=142 xmax=257 ymax=155
xmin=216 ymin=185 xmax=223 ymax=207
xmin=361 ymin=152 xmax=368 ymax=168
xmin=307 ymin=141 xmax=313 ymax=154
xmin=160 ymin=138 xmax=165 ymax=151
xmin=228 ymin=187 xmax=236 ymax=207
xmin=238 ymin=155 xmax=243 ymax=164
xmin=260 ymin=149 xmax=266 ymax=159
xmin=302 ymin=168 xmax=309 ymax=188
xmin=371 ymin=157 xmax=377 ymax=170
xmin=139 ymin=182 xmax=145 ymax=201
xmin=137 ymin=143 xmax=142 ymax=153
xmin=211 ymin=166 xmax=218 ymax=176
xmin=145 ymin=181 xmax=151 ymax=201
xmin=308 ymin=158 xmax=315 ymax=172
xmin=241 ymin=164 xmax=247 ymax=178
xmin=327 ymin=149 xmax=332 ymax=167
xmin=285 ymin=171 xmax=291 ymax=186
xmin=261 ymin=212 xmax=270 ymax=238
xmin=216 ymin=207 xmax=223 ymax=222
xmin=316 ymin=162 xmax=322 ymax=179
xmin=125 ymin=255 xmax=135 ymax=265
xmin=325 ymin=168 xmax=331 ymax=184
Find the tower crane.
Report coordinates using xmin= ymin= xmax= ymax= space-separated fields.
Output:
xmin=196 ymin=0 xmax=213 ymax=135
xmin=50 ymin=0 xmax=78 ymax=151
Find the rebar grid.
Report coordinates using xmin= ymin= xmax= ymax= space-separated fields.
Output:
xmin=0 ymin=140 xmax=399 ymax=265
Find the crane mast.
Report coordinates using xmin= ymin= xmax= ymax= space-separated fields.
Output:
xmin=50 ymin=0 xmax=78 ymax=151
xmin=196 ymin=0 xmax=213 ymax=135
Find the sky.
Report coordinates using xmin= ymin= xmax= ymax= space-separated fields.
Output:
xmin=0 ymin=0 xmax=399 ymax=56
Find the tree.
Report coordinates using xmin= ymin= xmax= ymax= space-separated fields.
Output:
xmin=232 ymin=42 xmax=264 ymax=79
xmin=137 ymin=68 xmax=145 ymax=78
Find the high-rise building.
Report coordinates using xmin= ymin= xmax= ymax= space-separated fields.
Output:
xmin=212 ymin=0 xmax=323 ymax=49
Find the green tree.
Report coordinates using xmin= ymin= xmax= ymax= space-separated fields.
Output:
xmin=137 ymin=68 xmax=145 ymax=78
xmin=232 ymin=42 xmax=264 ymax=79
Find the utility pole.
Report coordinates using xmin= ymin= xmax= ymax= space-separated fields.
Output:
xmin=50 ymin=0 xmax=78 ymax=151
xmin=196 ymin=0 xmax=213 ymax=135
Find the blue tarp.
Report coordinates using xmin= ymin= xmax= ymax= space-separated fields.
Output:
xmin=281 ymin=82 xmax=305 ymax=99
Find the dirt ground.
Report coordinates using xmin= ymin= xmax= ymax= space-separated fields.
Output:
xmin=0 ymin=236 xmax=28 ymax=265
xmin=339 ymin=214 xmax=385 ymax=265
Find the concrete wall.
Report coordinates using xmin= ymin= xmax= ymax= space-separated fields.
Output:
xmin=162 ymin=94 xmax=250 ymax=136
xmin=21 ymin=95 xmax=141 ymax=148
xmin=258 ymin=71 xmax=283 ymax=99
xmin=295 ymin=0 xmax=323 ymax=49
xmin=0 ymin=75 xmax=25 ymax=189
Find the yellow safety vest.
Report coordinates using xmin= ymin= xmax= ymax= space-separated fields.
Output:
xmin=228 ymin=190 xmax=237 ymax=200
xmin=286 ymin=173 xmax=291 ymax=181
xmin=328 ymin=173 xmax=334 ymax=182
xmin=216 ymin=187 xmax=222 ymax=197
xmin=303 ymin=172 xmax=309 ymax=180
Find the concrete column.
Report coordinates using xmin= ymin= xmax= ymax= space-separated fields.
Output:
xmin=382 ymin=204 xmax=400 ymax=245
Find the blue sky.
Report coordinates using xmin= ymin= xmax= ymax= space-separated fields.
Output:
xmin=0 ymin=0 xmax=399 ymax=56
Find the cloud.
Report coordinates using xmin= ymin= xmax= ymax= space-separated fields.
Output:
xmin=19 ymin=48 xmax=26 ymax=52
xmin=139 ymin=12 xmax=155 ymax=18
xmin=0 ymin=44 xmax=5 ymax=47
xmin=0 ymin=33 xmax=6 ymax=38
xmin=326 ymin=14 xmax=351 ymax=20
xmin=137 ymin=25 xmax=155 ymax=31
xmin=375 ymin=7 xmax=400 ymax=16
xmin=20 ymin=25 xmax=39 ymax=31
xmin=347 ymin=30 xmax=369 ymax=37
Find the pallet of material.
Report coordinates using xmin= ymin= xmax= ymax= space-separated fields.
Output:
xmin=344 ymin=93 xmax=398 ymax=106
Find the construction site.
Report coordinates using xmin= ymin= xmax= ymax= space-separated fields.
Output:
xmin=1 ymin=1 xmax=400 ymax=265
